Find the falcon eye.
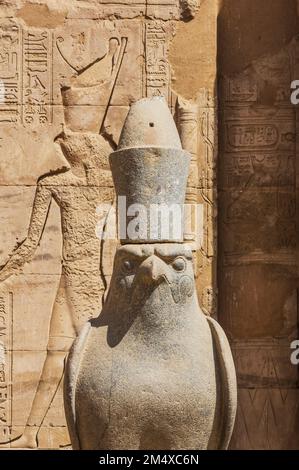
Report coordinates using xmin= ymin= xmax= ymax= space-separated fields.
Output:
xmin=122 ymin=259 xmax=135 ymax=274
xmin=172 ymin=257 xmax=186 ymax=272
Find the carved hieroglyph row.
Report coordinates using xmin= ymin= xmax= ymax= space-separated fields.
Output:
xmin=0 ymin=20 xmax=53 ymax=125
xmin=0 ymin=18 xmax=176 ymax=127
xmin=145 ymin=21 xmax=172 ymax=100
xmin=220 ymin=106 xmax=296 ymax=265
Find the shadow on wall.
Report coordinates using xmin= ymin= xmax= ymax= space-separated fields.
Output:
xmin=218 ymin=0 xmax=299 ymax=75
xmin=217 ymin=0 xmax=299 ymax=338
xmin=217 ymin=0 xmax=299 ymax=451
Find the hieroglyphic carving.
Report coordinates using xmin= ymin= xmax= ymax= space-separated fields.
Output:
xmin=0 ymin=132 xmax=115 ymax=448
xmin=219 ymin=38 xmax=298 ymax=450
xmin=199 ymin=105 xmax=216 ymax=257
xmin=0 ymin=0 xmax=207 ymax=449
xmin=228 ymin=326 xmax=299 ymax=450
xmin=222 ymin=154 xmax=295 ymax=189
xmin=0 ymin=20 xmax=21 ymax=123
xmin=0 ymin=20 xmax=53 ymax=125
xmin=23 ymin=30 xmax=53 ymax=125
xmin=197 ymin=93 xmax=217 ymax=317
xmin=145 ymin=21 xmax=171 ymax=100
xmin=225 ymin=121 xmax=295 ymax=153
xmin=59 ymin=34 xmax=127 ymax=132
xmin=227 ymin=124 xmax=279 ymax=150
xmin=0 ymin=13 xmax=133 ymax=444
xmin=225 ymin=76 xmax=258 ymax=103
xmin=176 ymin=90 xmax=217 ymax=317
xmin=221 ymin=107 xmax=296 ymax=264
xmin=0 ymin=292 xmax=13 ymax=443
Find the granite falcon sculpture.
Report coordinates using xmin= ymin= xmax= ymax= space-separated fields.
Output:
xmin=64 ymin=243 xmax=237 ymax=449
xmin=64 ymin=97 xmax=237 ymax=450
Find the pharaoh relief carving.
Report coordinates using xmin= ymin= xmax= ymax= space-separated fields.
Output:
xmin=0 ymin=0 xmax=214 ymax=449
xmin=0 ymin=23 xmax=128 ymax=449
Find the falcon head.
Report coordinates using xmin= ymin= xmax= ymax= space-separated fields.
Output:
xmin=110 ymin=243 xmax=195 ymax=307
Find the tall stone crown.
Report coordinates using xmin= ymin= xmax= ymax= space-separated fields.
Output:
xmin=109 ymin=97 xmax=191 ymax=244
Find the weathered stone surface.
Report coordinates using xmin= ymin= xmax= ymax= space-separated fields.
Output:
xmin=0 ymin=0 xmax=218 ymax=449
xmin=0 ymin=0 xmax=297 ymax=452
xmin=110 ymin=97 xmax=191 ymax=243
xmin=64 ymin=97 xmax=236 ymax=450
xmin=218 ymin=0 xmax=299 ymax=449
xmin=65 ymin=243 xmax=237 ymax=450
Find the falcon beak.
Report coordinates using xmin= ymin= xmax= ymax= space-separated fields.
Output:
xmin=139 ymin=255 xmax=167 ymax=285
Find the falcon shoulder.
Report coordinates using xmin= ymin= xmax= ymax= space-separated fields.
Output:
xmin=64 ymin=321 xmax=91 ymax=450
xmin=206 ymin=315 xmax=237 ymax=450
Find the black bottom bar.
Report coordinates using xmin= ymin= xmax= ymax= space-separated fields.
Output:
xmin=0 ymin=450 xmax=297 ymax=467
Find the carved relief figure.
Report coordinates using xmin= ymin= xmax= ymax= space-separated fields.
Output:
xmin=0 ymin=36 xmax=126 ymax=448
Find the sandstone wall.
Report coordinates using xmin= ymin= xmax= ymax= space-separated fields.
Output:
xmin=0 ymin=0 xmax=218 ymax=448
xmin=0 ymin=0 xmax=297 ymax=451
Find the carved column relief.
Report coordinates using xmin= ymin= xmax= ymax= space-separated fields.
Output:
xmin=178 ymin=90 xmax=218 ymax=317
xmin=23 ymin=30 xmax=53 ymax=125
xmin=198 ymin=91 xmax=217 ymax=317
xmin=219 ymin=39 xmax=299 ymax=449
xmin=177 ymin=98 xmax=199 ymax=243
xmin=145 ymin=21 xmax=172 ymax=101
xmin=0 ymin=20 xmax=53 ymax=125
